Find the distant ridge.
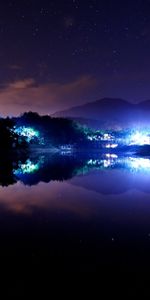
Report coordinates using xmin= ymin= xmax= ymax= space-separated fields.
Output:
xmin=52 ymin=98 xmax=150 ymax=129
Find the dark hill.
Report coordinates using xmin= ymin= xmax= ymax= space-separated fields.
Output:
xmin=53 ymin=98 xmax=150 ymax=129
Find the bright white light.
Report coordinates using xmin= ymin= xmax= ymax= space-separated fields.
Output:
xmin=103 ymin=133 xmax=112 ymax=140
xmin=103 ymin=160 xmax=111 ymax=167
xmin=87 ymin=136 xmax=93 ymax=141
xmin=111 ymin=143 xmax=118 ymax=148
xmin=105 ymin=144 xmax=111 ymax=148
xmin=105 ymin=143 xmax=118 ymax=148
xmin=129 ymin=131 xmax=150 ymax=146
xmin=128 ymin=157 xmax=150 ymax=171
xmin=105 ymin=153 xmax=118 ymax=158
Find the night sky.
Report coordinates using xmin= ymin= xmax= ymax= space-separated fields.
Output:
xmin=1 ymin=0 xmax=150 ymax=115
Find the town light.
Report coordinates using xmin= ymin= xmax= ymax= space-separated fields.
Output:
xmin=129 ymin=131 xmax=150 ymax=146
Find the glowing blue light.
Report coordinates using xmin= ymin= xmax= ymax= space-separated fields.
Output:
xmin=87 ymin=159 xmax=99 ymax=165
xmin=14 ymin=159 xmax=40 ymax=175
xmin=14 ymin=126 xmax=39 ymax=142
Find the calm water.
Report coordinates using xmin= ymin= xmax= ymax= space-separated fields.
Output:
xmin=1 ymin=152 xmax=150 ymax=279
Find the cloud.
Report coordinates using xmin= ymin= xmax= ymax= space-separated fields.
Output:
xmin=0 ymin=181 xmax=100 ymax=217
xmin=9 ymin=78 xmax=35 ymax=89
xmin=0 ymin=75 xmax=96 ymax=116
xmin=9 ymin=64 xmax=23 ymax=70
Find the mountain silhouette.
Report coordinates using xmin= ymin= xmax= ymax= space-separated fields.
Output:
xmin=53 ymin=98 xmax=150 ymax=129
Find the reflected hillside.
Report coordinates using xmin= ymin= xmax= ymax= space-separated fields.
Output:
xmin=0 ymin=152 xmax=28 ymax=186
xmin=1 ymin=151 xmax=150 ymax=190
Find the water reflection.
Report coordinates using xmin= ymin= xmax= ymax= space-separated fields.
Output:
xmin=1 ymin=152 xmax=150 ymax=187
xmin=1 ymin=152 xmax=150 ymax=277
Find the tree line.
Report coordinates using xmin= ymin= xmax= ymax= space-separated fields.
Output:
xmin=0 ymin=112 xmax=89 ymax=150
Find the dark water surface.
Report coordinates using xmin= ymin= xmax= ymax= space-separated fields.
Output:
xmin=1 ymin=152 xmax=150 ymax=292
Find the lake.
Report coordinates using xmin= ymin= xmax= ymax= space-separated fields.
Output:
xmin=1 ymin=152 xmax=150 ymax=287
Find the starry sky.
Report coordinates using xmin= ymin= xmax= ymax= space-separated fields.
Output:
xmin=1 ymin=0 xmax=150 ymax=115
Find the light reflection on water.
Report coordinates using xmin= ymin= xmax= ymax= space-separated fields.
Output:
xmin=0 ymin=153 xmax=150 ymax=215
xmin=13 ymin=153 xmax=150 ymax=182
xmin=1 ymin=152 xmax=150 ymax=275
